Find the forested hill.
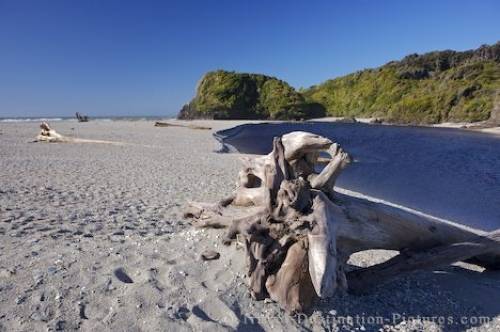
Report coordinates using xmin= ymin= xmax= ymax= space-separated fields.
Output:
xmin=179 ymin=42 xmax=500 ymax=124
xmin=303 ymin=42 xmax=500 ymax=124
xmin=177 ymin=71 xmax=325 ymax=120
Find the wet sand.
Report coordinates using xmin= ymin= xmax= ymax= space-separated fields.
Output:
xmin=0 ymin=120 xmax=499 ymax=331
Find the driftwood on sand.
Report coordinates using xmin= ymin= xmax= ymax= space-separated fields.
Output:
xmin=154 ymin=121 xmax=211 ymax=130
xmin=33 ymin=122 xmax=122 ymax=145
xmin=34 ymin=122 xmax=68 ymax=143
xmin=75 ymin=112 xmax=89 ymax=122
xmin=184 ymin=131 xmax=500 ymax=313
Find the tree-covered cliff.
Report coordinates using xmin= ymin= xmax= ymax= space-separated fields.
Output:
xmin=303 ymin=42 xmax=500 ymax=124
xmin=179 ymin=42 xmax=500 ymax=124
xmin=177 ymin=70 xmax=325 ymax=120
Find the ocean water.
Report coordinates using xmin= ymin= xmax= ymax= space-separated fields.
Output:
xmin=214 ymin=122 xmax=500 ymax=231
xmin=0 ymin=117 xmax=69 ymax=122
xmin=0 ymin=116 xmax=173 ymax=123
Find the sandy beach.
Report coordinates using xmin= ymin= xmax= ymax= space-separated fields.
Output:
xmin=1 ymin=120 xmax=500 ymax=332
xmin=312 ymin=117 xmax=500 ymax=136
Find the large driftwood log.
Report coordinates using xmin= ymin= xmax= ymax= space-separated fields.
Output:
xmin=347 ymin=230 xmax=500 ymax=293
xmin=184 ymin=131 xmax=500 ymax=313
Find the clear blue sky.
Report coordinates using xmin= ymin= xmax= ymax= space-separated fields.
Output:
xmin=0 ymin=0 xmax=499 ymax=118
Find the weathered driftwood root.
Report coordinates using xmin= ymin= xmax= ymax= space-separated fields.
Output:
xmin=266 ymin=238 xmax=316 ymax=313
xmin=154 ymin=121 xmax=211 ymax=130
xmin=184 ymin=130 xmax=500 ymax=313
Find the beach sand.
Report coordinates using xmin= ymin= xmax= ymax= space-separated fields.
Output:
xmin=313 ymin=117 xmax=500 ymax=136
xmin=1 ymin=120 xmax=499 ymax=331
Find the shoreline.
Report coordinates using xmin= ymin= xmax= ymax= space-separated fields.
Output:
xmin=3 ymin=116 xmax=500 ymax=137
xmin=310 ymin=116 xmax=500 ymax=136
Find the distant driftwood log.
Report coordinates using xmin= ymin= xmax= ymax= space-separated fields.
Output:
xmin=154 ymin=121 xmax=211 ymax=130
xmin=184 ymin=131 xmax=500 ymax=313
xmin=75 ymin=112 xmax=89 ymax=122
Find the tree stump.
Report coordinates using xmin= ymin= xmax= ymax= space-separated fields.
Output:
xmin=184 ymin=131 xmax=500 ymax=313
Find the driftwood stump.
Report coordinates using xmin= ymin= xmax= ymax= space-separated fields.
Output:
xmin=184 ymin=131 xmax=500 ymax=313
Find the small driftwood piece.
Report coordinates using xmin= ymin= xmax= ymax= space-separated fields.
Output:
xmin=34 ymin=122 xmax=69 ymax=143
xmin=154 ymin=121 xmax=211 ymax=130
xmin=33 ymin=122 xmax=122 ymax=145
xmin=75 ymin=112 xmax=89 ymax=122
xmin=184 ymin=131 xmax=500 ymax=313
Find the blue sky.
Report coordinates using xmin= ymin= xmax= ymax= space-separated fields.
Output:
xmin=0 ymin=0 xmax=499 ymax=117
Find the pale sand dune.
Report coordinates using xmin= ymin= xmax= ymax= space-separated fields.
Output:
xmin=0 ymin=120 xmax=499 ymax=331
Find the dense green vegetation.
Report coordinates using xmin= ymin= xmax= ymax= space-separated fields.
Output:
xmin=178 ymin=70 xmax=325 ymax=120
xmin=304 ymin=42 xmax=500 ymax=124
xmin=179 ymin=42 xmax=500 ymax=124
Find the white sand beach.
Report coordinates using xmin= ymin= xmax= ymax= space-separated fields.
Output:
xmin=312 ymin=117 xmax=500 ymax=136
xmin=1 ymin=120 xmax=499 ymax=331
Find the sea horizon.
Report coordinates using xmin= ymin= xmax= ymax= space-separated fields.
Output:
xmin=0 ymin=115 xmax=176 ymax=123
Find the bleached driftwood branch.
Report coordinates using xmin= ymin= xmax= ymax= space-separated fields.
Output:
xmin=34 ymin=122 xmax=69 ymax=143
xmin=33 ymin=122 xmax=122 ymax=145
xmin=184 ymin=131 xmax=500 ymax=313
xmin=154 ymin=121 xmax=211 ymax=130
